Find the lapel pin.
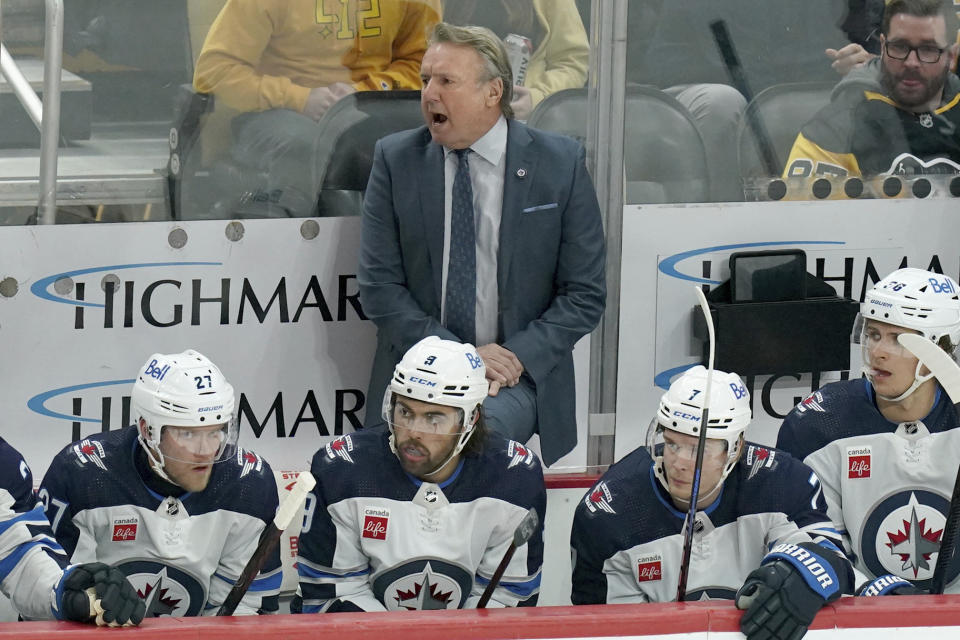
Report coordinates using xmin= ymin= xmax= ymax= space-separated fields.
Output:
xmin=516 ymin=168 xmax=527 ymax=179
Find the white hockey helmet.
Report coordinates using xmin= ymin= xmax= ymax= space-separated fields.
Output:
xmin=647 ymin=365 xmax=751 ymax=492
xmin=382 ymin=336 xmax=489 ymax=472
xmin=854 ymin=268 xmax=960 ymax=400
xmin=132 ymin=349 xmax=238 ymax=483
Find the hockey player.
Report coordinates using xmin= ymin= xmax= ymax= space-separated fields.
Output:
xmin=40 ymin=349 xmax=282 ymax=616
xmin=295 ymin=336 xmax=545 ymax=612
xmin=778 ymin=267 xmax=960 ymax=594
xmin=1 ymin=437 xmax=143 ymax=625
xmin=571 ymin=366 xmax=854 ymax=640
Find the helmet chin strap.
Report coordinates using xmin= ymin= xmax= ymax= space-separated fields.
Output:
xmin=137 ymin=428 xmax=181 ymax=487
xmin=391 ymin=407 xmax=479 ymax=480
xmin=653 ymin=438 xmax=742 ymax=507
xmin=865 ymin=360 xmax=934 ymax=402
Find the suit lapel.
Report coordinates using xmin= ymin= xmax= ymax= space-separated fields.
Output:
xmin=418 ymin=135 xmax=446 ymax=306
xmin=498 ymin=120 xmax=537 ymax=292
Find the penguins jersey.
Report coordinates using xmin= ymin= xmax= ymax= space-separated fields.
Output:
xmin=570 ymin=442 xmax=849 ymax=604
xmin=0 ymin=437 xmax=68 ymax=620
xmin=296 ymin=427 xmax=546 ymax=612
xmin=39 ymin=425 xmax=282 ymax=616
xmin=777 ymin=378 xmax=960 ymax=592
xmin=783 ymin=87 xmax=960 ymax=178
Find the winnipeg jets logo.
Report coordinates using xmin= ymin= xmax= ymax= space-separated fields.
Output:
xmin=387 ymin=563 xmax=460 ymax=611
xmin=73 ymin=440 xmax=107 ymax=470
xmin=796 ymin=391 xmax=825 ymax=413
xmin=325 ymin=436 xmax=355 ymax=463
xmin=506 ymin=441 xmax=535 ymax=469
xmin=862 ymin=490 xmax=952 ymax=588
xmin=138 ymin=569 xmax=184 ymax=617
xmin=238 ymin=449 xmax=262 ymax=478
xmin=886 ymin=501 xmax=943 ymax=578
xmin=585 ymin=481 xmax=615 ymax=514
xmin=120 ymin=561 xmax=205 ymax=617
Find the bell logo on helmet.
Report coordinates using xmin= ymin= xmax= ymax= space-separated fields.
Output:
xmin=730 ymin=382 xmax=747 ymax=399
xmin=465 ymin=352 xmax=482 ymax=370
xmin=143 ymin=359 xmax=170 ymax=382
xmin=409 ymin=377 xmax=437 ymax=387
xmin=929 ymin=278 xmax=956 ymax=294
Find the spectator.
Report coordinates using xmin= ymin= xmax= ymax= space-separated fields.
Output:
xmin=357 ymin=22 xmax=605 ymax=466
xmin=295 ymin=337 xmax=545 ymax=611
xmin=194 ymin=0 xmax=441 ymax=216
xmin=778 ymin=268 xmax=960 ymax=593
xmin=785 ymin=0 xmax=960 ymax=178
xmin=570 ymin=366 xmax=855 ymax=640
xmin=443 ymin=0 xmax=589 ymax=120
xmin=1 ymin=437 xmax=144 ymax=625
xmin=41 ymin=350 xmax=281 ymax=616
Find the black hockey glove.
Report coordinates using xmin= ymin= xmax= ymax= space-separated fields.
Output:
xmin=857 ymin=574 xmax=923 ymax=596
xmin=736 ymin=543 xmax=843 ymax=640
xmin=54 ymin=562 xmax=146 ymax=626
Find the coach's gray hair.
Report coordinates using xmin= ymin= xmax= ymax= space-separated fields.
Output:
xmin=428 ymin=22 xmax=514 ymax=119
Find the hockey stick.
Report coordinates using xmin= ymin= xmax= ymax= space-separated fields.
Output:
xmin=676 ymin=286 xmax=716 ymax=601
xmin=710 ymin=19 xmax=779 ymax=177
xmin=898 ymin=333 xmax=960 ymax=594
xmin=476 ymin=507 xmax=539 ymax=609
xmin=216 ymin=472 xmax=316 ymax=615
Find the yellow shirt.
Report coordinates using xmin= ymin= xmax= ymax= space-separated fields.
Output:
xmin=194 ymin=0 xmax=440 ymax=113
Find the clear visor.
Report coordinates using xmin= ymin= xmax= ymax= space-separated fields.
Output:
xmin=646 ymin=419 xmax=727 ymax=460
xmin=852 ymin=313 xmax=914 ymax=360
xmin=159 ymin=417 xmax=238 ymax=463
xmin=381 ymin=390 xmax=467 ymax=435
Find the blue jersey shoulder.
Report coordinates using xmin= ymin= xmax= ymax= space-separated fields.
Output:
xmin=0 ymin=437 xmax=37 ymax=512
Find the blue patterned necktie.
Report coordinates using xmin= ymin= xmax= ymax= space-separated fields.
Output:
xmin=445 ymin=148 xmax=476 ymax=345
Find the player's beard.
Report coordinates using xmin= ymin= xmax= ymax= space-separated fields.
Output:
xmin=394 ymin=434 xmax=459 ymax=479
xmin=880 ymin=59 xmax=949 ymax=110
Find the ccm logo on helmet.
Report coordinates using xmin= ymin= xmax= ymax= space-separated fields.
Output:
xmin=143 ymin=359 xmax=170 ymax=382
xmin=409 ymin=377 xmax=437 ymax=387
xmin=672 ymin=411 xmax=700 ymax=421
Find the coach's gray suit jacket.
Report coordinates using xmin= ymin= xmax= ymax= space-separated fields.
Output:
xmin=357 ymin=119 xmax=606 ymax=466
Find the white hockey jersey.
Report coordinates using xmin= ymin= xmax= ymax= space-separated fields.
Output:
xmin=0 ymin=437 xmax=68 ymax=620
xmin=570 ymin=442 xmax=852 ymax=604
xmin=778 ymin=378 xmax=960 ymax=592
xmin=40 ymin=425 xmax=282 ymax=616
xmin=296 ymin=427 xmax=546 ymax=612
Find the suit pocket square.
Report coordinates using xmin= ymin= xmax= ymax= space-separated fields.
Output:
xmin=522 ymin=203 xmax=559 ymax=213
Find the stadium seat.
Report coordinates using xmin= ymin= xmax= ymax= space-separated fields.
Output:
xmin=737 ymin=81 xmax=835 ymax=179
xmin=528 ymin=86 xmax=710 ymax=204
xmin=170 ymin=90 xmax=423 ymax=219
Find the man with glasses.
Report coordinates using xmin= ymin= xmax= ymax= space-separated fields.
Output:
xmin=40 ymin=350 xmax=282 ymax=617
xmin=571 ymin=366 xmax=855 ymax=640
xmin=784 ymin=0 xmax=960 ymax=178
xmin=295 ymin=336 xmax=545 ymax=612
xmin=778 ymin=268 xmax=960 ymax=593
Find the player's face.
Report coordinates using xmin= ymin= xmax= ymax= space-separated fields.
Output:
xmin=157 ymin=423 xmax=226 ymax=492
xmin=420 ymin=42 xmax=503 ymax=149
xmin=862 ymin=320 xmax=923 ymax=397
xmin=661 ymin=429 xmax=729 ymax=507
xmin=880 ymin=13 xmax=957 ymax=111
xmin=391 ymin=397 xmax=464 ymax=482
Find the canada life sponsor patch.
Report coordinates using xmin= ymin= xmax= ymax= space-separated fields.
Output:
xmin=112 ymin=517 xmax=138 ymax=542
xmin=584 ymin=481 xmax=615 ymax=514
xmin=636 ymin=554 xmax=663 ymax=583
xmin=362 ymin=506 xmax=390 ymax=541
xmin=506 ymin=441 xmax=535 ymax=469
xmin=326 ymin=435 xmax=355 ymax=463
xmin=847 ymin=446 xmax=871 ymax=479
xmin=72 ymin=439 xmax=107 ymax=470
